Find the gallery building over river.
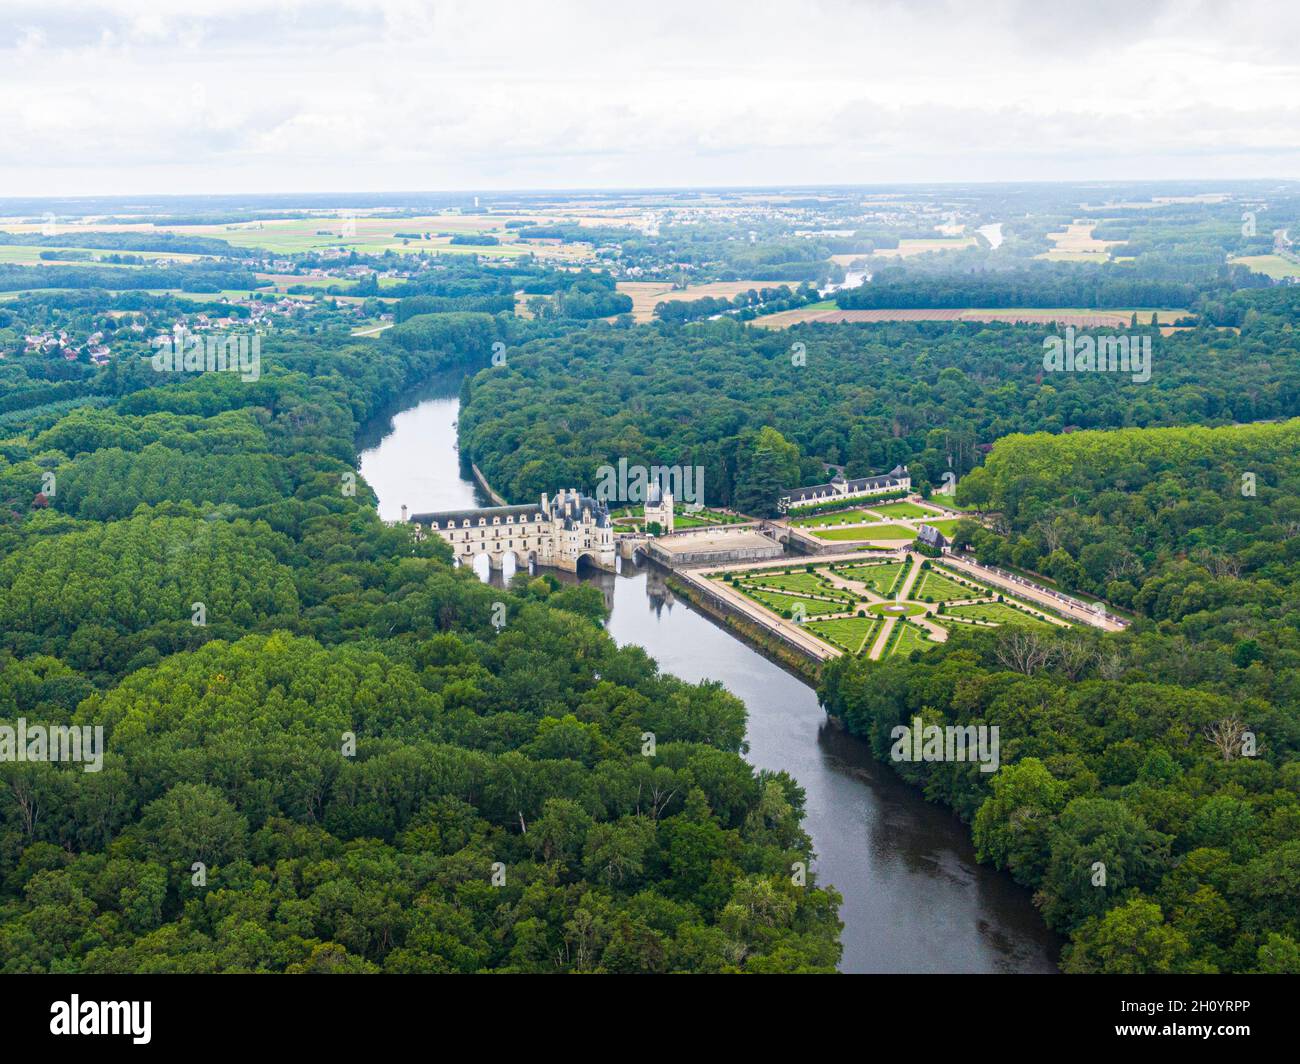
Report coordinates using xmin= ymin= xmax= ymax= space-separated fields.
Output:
xmin=407 ymin=488 xmax=617 ymax=572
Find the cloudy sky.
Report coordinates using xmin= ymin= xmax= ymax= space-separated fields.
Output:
xmin=3 ymin=0 xmax=1299 ymax=196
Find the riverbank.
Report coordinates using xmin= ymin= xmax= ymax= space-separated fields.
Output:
xmin=469 ymin=461 xmax=508 ymax=505
xmin=357 ymin=377 xmax=1063 ymax=974
xmin=666 ymin=572 xmax=823 ymax=685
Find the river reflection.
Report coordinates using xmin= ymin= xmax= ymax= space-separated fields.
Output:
xmin=358 ymin=386 xmax=1061 ymax=973
xmin=551 ymin=561 xmax=1059 ymax=973
xmin=357 ymin=373 xmax=491 ymax=521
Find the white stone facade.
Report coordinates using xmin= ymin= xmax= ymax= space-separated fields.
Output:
xmin=409 ymin=488 xmax=617 ymax=573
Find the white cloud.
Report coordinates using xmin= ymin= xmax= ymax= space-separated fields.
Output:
xmin=1 ymin=0 xmax=1298 ymax=194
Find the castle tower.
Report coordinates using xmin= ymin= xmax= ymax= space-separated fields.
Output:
xmin=644 ymin=482 xmax=674 ymax=534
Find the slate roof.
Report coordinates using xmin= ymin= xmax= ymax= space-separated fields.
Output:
xmin=916 ymin=523 xmax=947 ymax=548
xmin=411 ymin=491 xmax=612 ymax=530
xmin=556 ymin=493 xmax=612 ymax=529
xmin=410 ymin=503 xmax=543 ymax=526
xmin=780 ymin=464 xmax=910 ymax=503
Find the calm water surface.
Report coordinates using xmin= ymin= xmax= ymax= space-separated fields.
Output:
xmin=357 ymin=382 xmax=1060 ymax=973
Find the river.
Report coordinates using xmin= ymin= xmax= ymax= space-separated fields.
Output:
xmin=358 ymin=378 xmax=1060 ymax=974
xmin=819 ymin=269 xmax=869 ymax=298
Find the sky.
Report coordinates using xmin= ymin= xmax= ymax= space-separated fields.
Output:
xmin=2 ymin=0 xmax=1299 ymax=196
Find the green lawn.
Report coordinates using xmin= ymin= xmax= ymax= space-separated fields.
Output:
xmin=789 ymin=508 xmax=879 ymax=528
xmin=673 ymin=508 xmax=744 ymax=528
xmin=868 ymin=501 xmax=929 ymax=519
xmin=890 ymin=622 xmax=938 ymax=656
xmin=867 ymin=601 xmax=926 ymax=617
xmin=739 ymin=587 xmax=851 ymax=618
xmin=618 ymin=506 xmax=742 ymax=528
xmin=915 ymin=568 xmax=987 ymax=603
xmin=813 ymin=523 xmax=915 ymax=542
xmin=944 ymin=601 xmax=1053 ymax=627
xmin=742 ymin=570 xmax=836 ymax=596
xmin=0 ymin=244 xmax=203 ymax=266
xmin=1229 ymin=254 xmax=1300 ymax=280
xmin=923 ymin=518 xmax=961 ymax=536
xmin=807 ymin=615 xmax=880 ymax=654
xmin=832 ymin=562 xmax=903 ymax=595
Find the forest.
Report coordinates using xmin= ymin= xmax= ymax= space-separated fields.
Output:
xmin=458 ymin=291 xmax=1300 ymax=513
xmin=3 ymin=179 xmax=1300 ymax=976
xmin=821 ymin=417 xmax=1300 ymax=972
xmin=0 ymin=308 xmax=842 ymax=973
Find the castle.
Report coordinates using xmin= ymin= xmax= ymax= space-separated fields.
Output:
xmin=406 ymin=488 xmax=616 ymax=572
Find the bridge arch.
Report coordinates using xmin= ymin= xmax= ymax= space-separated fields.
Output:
xmin=574 ymin=550 xmax=602 ymax=572
xmin=500 ymin=548 xmax=537 ymax=579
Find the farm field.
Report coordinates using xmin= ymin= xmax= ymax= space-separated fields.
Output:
xmin=1037 ymin=222 xmax=1125 ymax=263
xmin=754 ymin=306 xmax=1188 ymax=329
xmin=616 ymin=279 xmax=805 ymax=322
xmin=0 ymin=244 xmax=204 ymax=266
xmin=0 ymin=213 xmax=598 ymax=263
xmin=1230 ymin=253 xmax=1300 ymax=280
xmin=870 ymin=236 xmax=977 ymax=258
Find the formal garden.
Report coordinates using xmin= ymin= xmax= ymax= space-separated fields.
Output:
xmin=713 ymin=555 xmax=1069 ymax=659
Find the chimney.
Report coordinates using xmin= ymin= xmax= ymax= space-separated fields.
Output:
xmin=401 ymin=504 xmax=408 ymax=523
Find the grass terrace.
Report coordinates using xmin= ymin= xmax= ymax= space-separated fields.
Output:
xmin=868 ymin=501 xmax=932 ymax=519
xmin=813 ymin=523 xmax=915 ymax=542
xmin=788 ymin=508 xmax=880 ymax=528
